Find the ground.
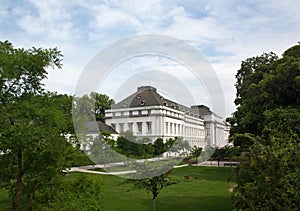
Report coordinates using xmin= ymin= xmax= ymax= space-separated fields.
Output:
xmin=0 ymin=166 xmax=235 ymax=211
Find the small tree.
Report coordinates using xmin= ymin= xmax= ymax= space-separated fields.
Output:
xmin=90 ymin=132 xmax=118 ymax=168
xmin=211 ymin=146 xmax=233 ymax=167
xmin=190 ymin=146 xmax=202 ymax=164
xmin=124 ymin=162 xmax=177 ymax=211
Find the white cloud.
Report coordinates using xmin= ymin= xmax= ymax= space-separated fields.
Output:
xmin=1 ymin=0 xmax=300 ymax=117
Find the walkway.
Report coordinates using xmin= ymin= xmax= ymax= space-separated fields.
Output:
xmin=67 ymin=160 xmax=239 ymax=175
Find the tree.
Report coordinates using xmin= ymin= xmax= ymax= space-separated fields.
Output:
xmin=166 ymin=137 xmax=190 ymax=157
xmin=210 ymin=146 xmax=232 ymax=167
xmin=0 ymin=41 xmax=62 ymax=106
xmin=228 ymin=44 xmax=300 ymax=144
xmin=124 ymin=162 xmax=177 ymax=211
xmin=0 ymin=94 xmax=75 ymax=210
xmin=0 ymin=41 xmax=63 ymax=211
xmin=229 ymin=43 xmax=300 ymax=210
xmin=232 ymin=136 xmax=300 ymax=210
xmin=190 ymin=146 xmax=202 ymax=164
xmin=153 ymin=138 xmax=166 ymax=156
xmin=73 ymin=92 xmax=114 ymax=122
xmin=227 ymin=52 xmax=278 ymax=139
xmin=91 ymin=92 xmax=115 ymax=121
xmin=90 ymin=132 xmax=119 ymax=168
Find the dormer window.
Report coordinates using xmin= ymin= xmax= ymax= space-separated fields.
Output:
xmin=140 ymin=100 xmax=145 ymax=106
xmin=163 ymin=102 xmax=168 ymax=106
xmin=137 ymin=94 xmax=141 ymax=99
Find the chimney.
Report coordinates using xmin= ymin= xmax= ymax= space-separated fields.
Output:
xmin=137 ymin=86 xmax=156 ymax=92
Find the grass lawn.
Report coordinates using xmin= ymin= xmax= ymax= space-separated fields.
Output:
xmin=0 ymin=166 xmax=235 ymax=211
xmin=101 ymin=166 xmax=235 ymax=211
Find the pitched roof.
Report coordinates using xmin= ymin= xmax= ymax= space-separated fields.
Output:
xmin=112 ymin=86 xmax=186 ymax=111
xmin=85 ymin=121 xmax=118 ymax=134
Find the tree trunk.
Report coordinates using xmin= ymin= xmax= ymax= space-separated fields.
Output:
xmin=152 ymin=198 xmax=156 ymax=211
xmin=13 ymin=149 xmax=23 ymax=211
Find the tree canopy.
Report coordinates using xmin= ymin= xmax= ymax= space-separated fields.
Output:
xmin=0 ymin=41 xmax=95 ymax=210
xmin=73 ymin=92 xmax=114 ymax=122
xmin=229 ymin=43 xmax=300 ymax=210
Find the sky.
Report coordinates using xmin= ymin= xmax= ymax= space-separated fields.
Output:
xmin=1 ymin=0 xmax=300 ymax=117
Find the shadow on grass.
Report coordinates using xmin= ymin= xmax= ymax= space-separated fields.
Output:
xmin=152 ymin=195 xmax=232 ymax=211
xmin=172 ymin=166 xmax=236 ymax=182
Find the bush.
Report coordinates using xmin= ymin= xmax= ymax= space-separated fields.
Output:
xmin=232 ymin=136 xmax=300 ymax=210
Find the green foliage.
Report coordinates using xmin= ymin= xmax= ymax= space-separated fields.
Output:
xmin=0 ymin=39 xmax=63 ymax=211
xmin=126 ymin=173 xmax=176 ymax=200
xmin=123 ymin=162 xmax=178 ymax=211
xmin=112 ymin=135 xmax=190 ymax=159
xmin=0 ymin=40 xmax=62 ymax=105
xmin=229 ymin=44 xmax=300 ymax=143
xmin=1 ymin=167 xmax=235 ymax=211
xmin=91 ymin=92 xmax=115 ymax=121
xmin=49 ymin=174 xmax=102 ymax=210
xmin=0 ymin=41 xmax=97 ymax=210
xmin=232 ymin=136 xmax=300 ymax=210
xmin=90 ymin=132 xmax=122 ymax=165
xmin=230 ymin=43 xmax=300 ymax=210
xmin=115 ymin=134 xmax=150 ymax=158
xmin=73 ymin=92 xmax=114 ymax=122
xmin=190 ymin=146 xmax=202 ymax=164
xmin=0 ymin=94 xmax=77 ymax=210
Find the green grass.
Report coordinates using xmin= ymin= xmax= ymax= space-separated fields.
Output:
xmin=101 ymin=166 xmax=235 ymax=211
xmin=0 ymin=166 xmax=235 ymax=211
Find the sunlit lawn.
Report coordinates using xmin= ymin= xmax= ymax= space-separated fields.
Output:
xmin=101 ymin=166 xmax=235 ymax=211
xmin=0 ymin=166 xmax=235 ymax=211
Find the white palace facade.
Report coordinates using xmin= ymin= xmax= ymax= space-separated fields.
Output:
xmin=105 ymin=86 xmax=229 ymax=149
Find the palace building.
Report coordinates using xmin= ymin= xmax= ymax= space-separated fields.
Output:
xmin=105 ymin=86 xmax=229 ymax=149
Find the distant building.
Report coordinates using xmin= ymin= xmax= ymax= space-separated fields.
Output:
xmin=81 ymin=121 xmax=118 ymax=154
xmin=191 ymin=105 xmax=230 ymax=147
xmin=105 ymin=86 xmax=229 ymax=149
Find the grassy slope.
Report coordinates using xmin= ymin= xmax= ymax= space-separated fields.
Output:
xmin=101 ymin=166 xmax=235 ymax=211
xmin=0 ymin=166 xmax=235 ymax=211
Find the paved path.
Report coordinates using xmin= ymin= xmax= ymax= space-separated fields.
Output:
xmin=67 ymin=160 xmax=239 ymax=175
xmin=198 ymin=160 xmax=239 ymax=167
xmin=67 ymin=167 xmax=137 ymax=175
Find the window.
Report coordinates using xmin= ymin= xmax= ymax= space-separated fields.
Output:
xmin=178 ymin=124 xmax=180 ymax=134
xmin=146 ymin=122 xmax=152 ymax=134
xmin=128 ymin=122 xmax=133 ymax=132
xmin=165 ymin=122 xmax=169 ymax=134
xmin=119 ymin=123 xmax=124 ymax=132
xmin=170 ymin=123 xmax=173 ymax=133
xmin=137 ymin=122 xmax=143 ymax=133
xmin=174 ymin=123 xmax=177 ymax=134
